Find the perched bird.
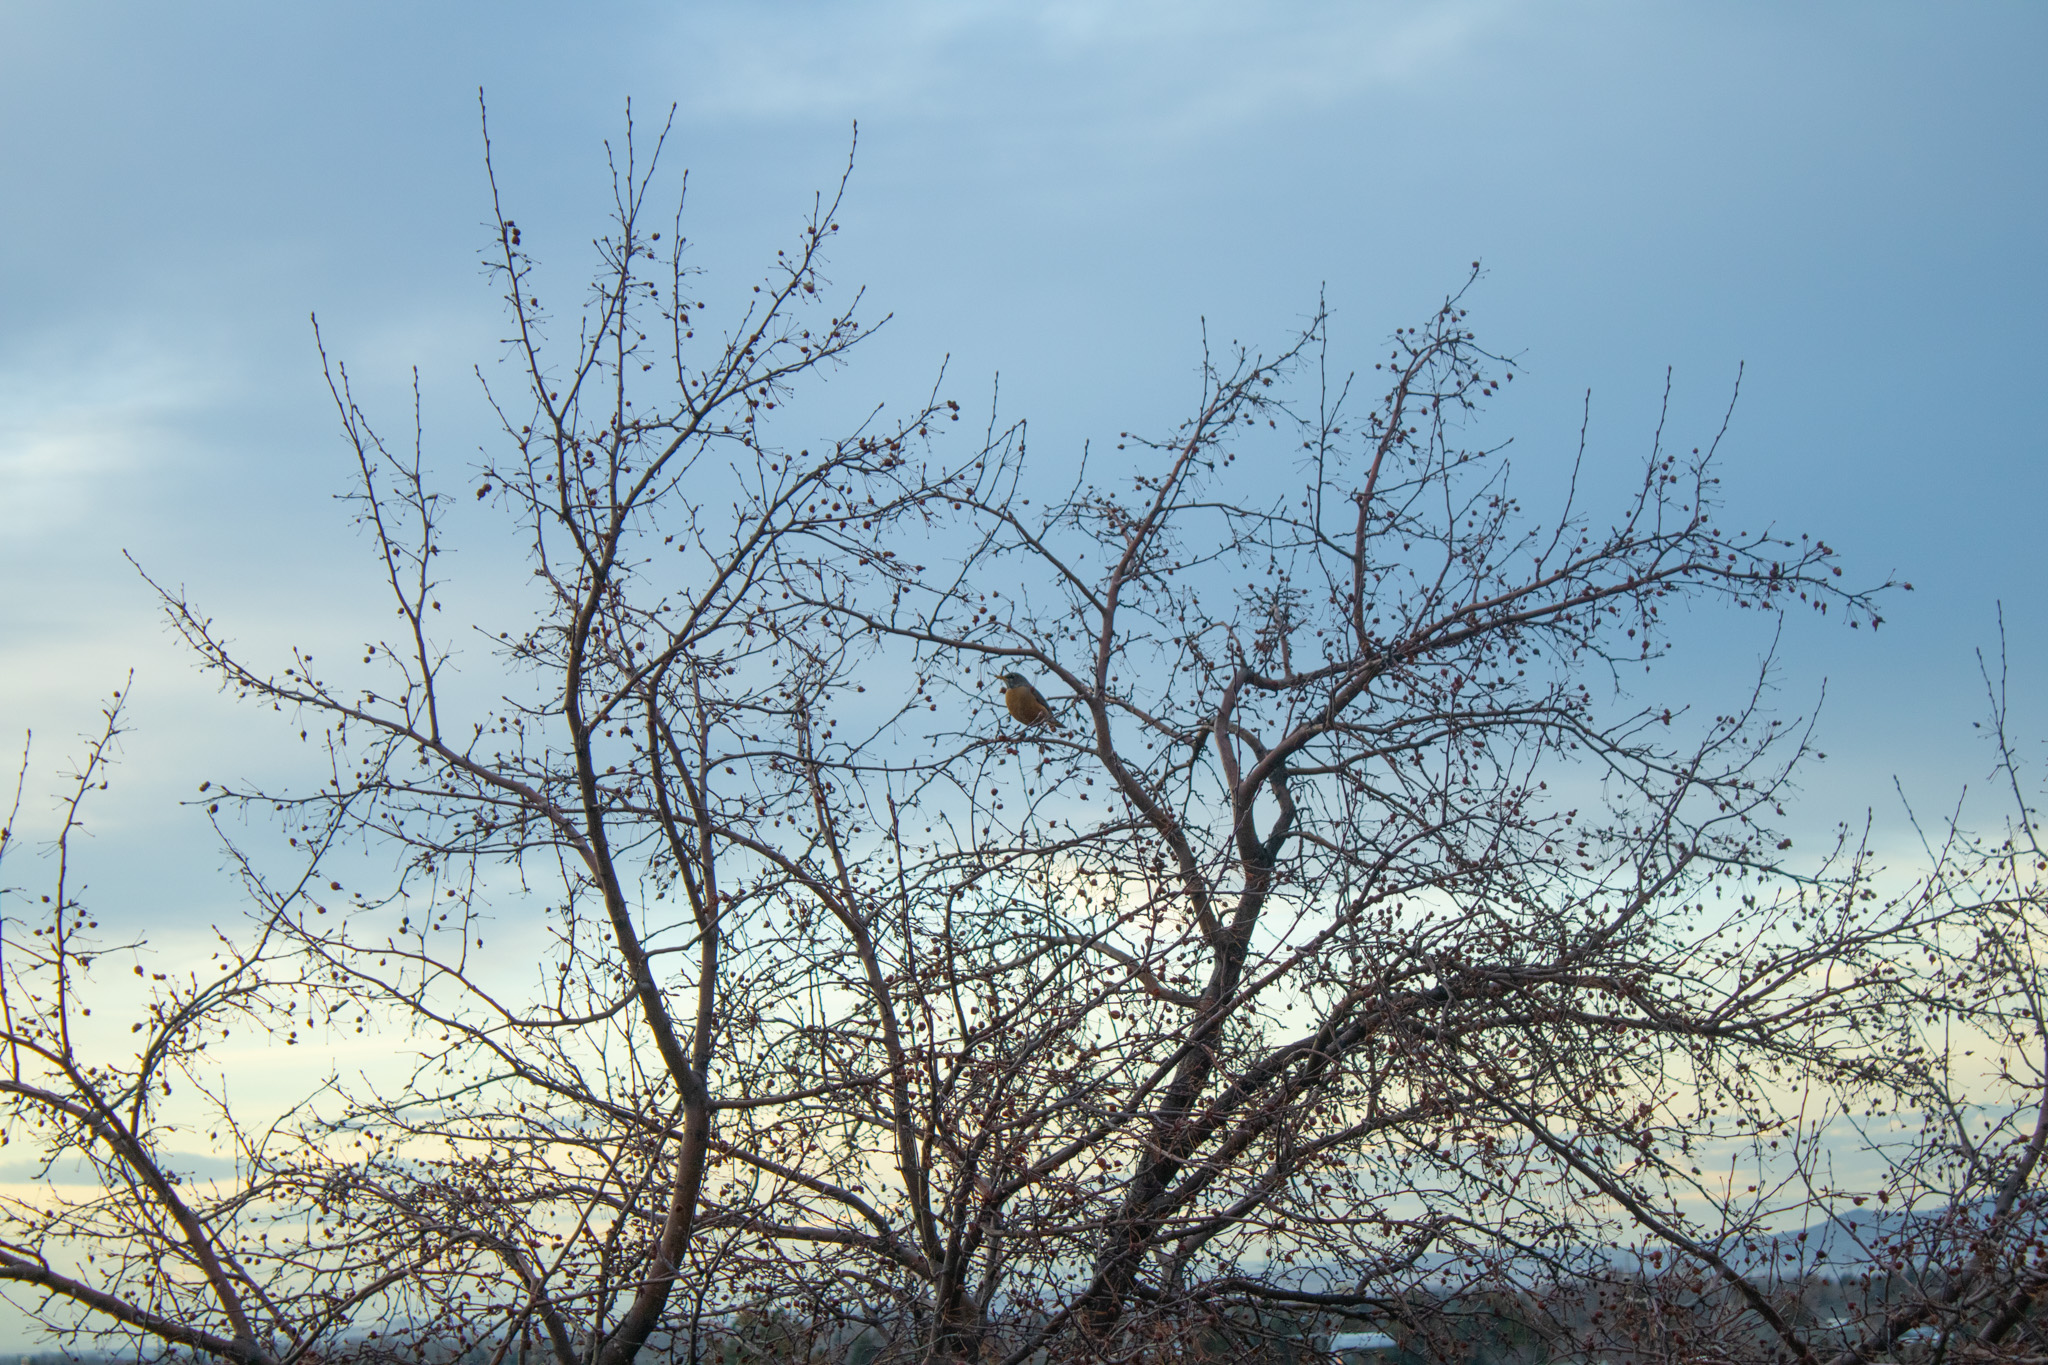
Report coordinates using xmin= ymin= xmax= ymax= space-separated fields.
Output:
xmin=995 ymin=671 xmax=1059 ymax=730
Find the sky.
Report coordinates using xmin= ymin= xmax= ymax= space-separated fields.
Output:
xmin=0 ymin=0 xmax=2045 ymax=1347
xmin=0 ymin=0 xmax=2042 ymax=994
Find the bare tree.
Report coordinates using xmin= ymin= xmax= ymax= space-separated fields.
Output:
xmin=8 ymin=108 xmax=2046 ymax=1365
xmin=0 ymin=695 xmax=438 ymax=1365
xmin=131 ymin=108 xmax=983 ymax=1365
xmin=1544 ymin=639 xmax=2048 ymax=1365
xmin=686 ymin=282 xmax=1994 ymax=1364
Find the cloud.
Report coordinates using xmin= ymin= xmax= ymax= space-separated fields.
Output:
xmin=665 ymin=0 xmax=1513 ymax=137
xmin=0 ymin=327 xmax=233 ymax=547
xmin=0 ymin=1150 xmax=244 ymax=1187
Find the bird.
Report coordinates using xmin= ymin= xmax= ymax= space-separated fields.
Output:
xmin=995 ymin=671 xmax=1059 ymax=730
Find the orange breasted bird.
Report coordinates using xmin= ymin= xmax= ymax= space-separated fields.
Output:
xmin=995 ymin=671 xmax=1059 ymax=730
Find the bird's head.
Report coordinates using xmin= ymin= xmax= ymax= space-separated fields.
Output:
xmin=995 ymin=671 xmax=1029 ymax=689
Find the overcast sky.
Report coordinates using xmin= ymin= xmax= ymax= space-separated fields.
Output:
xmin=0 ymin=0 xmax=2044 ymax=1348
xmin=3 ymin=0 xmax=2046 ymax=1061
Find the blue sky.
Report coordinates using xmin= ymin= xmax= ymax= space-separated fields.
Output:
xmin=0 ymin=0 xmax=2044 ymax=1349
xmin=2 ymin=0 xmax=2044 ymax=953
